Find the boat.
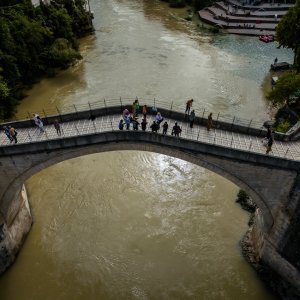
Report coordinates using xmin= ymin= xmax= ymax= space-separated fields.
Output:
xmin=259 ymin=35 xmax=274 ymax=43
xmin=270 ymin=62 xmax=291 ymax=71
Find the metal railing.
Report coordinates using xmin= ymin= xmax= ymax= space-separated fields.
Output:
xmin=1 ymin=111 xmax=299 ymax=162
xmin=9 ymin=97 xmax=265 ymax=130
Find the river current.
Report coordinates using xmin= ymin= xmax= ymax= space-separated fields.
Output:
xmin=0 ymin=0 xmax=292 ymax=299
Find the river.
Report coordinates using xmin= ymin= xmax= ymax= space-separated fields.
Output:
xmin=0 ymin=0 xmax=293 ymax=299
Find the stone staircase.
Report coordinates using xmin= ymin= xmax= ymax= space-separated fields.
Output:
xmin=198 ymin=1 xmax=294 ymax=36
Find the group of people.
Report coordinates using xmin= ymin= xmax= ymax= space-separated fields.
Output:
xmin=119 ymin=106 xmax=183 ymax=136
xmin=3 ymin=125 xmax=18 ymax=144
xmin=185 ymin=99 xmax=213 ymax=131
xmin=2 ymin=99 xmax=276 ymax=155
xmin=118 ymin=98 xmax=214 ymax=136
xmin=2 ymin=114 xmax=62 ymax=144
xmin=32 ymin=114 xmax=61 ymax=136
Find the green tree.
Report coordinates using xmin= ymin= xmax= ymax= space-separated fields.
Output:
xmin=267 ymin=72 xmax=300 ymax=108
xmin=42 ymin=38 xmax=82 ymax=68
xmin=0 ymin=0 xmax=89 ymax=119
xmin=276 ymin=0 xmax=300 ymax=70
xmin=0 ymin=77 xmax=17 ymax=119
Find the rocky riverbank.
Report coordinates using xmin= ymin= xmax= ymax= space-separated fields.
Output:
xmin=237 ymin=190 xmax=300 ymax=300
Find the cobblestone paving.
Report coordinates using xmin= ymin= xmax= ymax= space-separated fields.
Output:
xmin=1 ymin=114 xmax=299 ymax=161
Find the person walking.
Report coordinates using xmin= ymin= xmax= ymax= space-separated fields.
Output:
xmin=9 ymin=126 xmax=17 ymax=144
xmin=54 ymin=120 xmax=61 ymax=136
xmin=189 ymin=110 xmax=195 ymax=128
xmin=132 ymin=99 xmax=140 ymax=117
xmin=266 ymin=134 xmax=274 ymax=154
xmin=185 ymin=99 xmax=193 ymax=115
xmin=33 ymin=114 xmax=44 ymax=133
xmin=162 ymin=121 xmax=168 ymax=134
xmin=135 ymin=99 xmax=140 ymax=116
xmin=142 ymin=105 xmax=148 ymax=119
xmin=123 ymin=108 xmax=130 ymax=120
xmin=266 ymin=131 xmax=274 ymax=154
xmin=132 ymin=118 xmax=140 ymax=130
xmin=118 ymin=119 xmax=124 ymax=130
xmin=124 ymin=115 xmax=131 ymax=130
xmin=207 ymin=113 xmax=213 ymax=131
xmin=37 ymin=118 xmax=45 ymax=133
xmin=4 ymin=126 xmax=13 ymax=142
xmin=141 ymin=118 xmax=148 ymax=131
xmin=172 ymin=122 xmax=181 ymax=137
xmin=150 ymin=121 xmax=159 ymax=133
xmin=155 ymin=112 xmax=164 ymax=125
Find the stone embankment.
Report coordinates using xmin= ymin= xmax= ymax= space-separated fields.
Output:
xmin=237 ymin=191 xmax=300 ymax=300
xmin=198 ymin=0 xmax=294 ymax=36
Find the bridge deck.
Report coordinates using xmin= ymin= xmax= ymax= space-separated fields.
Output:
xmin=1 ymin=114 xmax=300 ymax=161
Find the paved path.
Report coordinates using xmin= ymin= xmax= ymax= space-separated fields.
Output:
xmin=2 ymin=113 xmax=300 ymax=161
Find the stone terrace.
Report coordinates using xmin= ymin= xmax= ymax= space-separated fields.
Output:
xmin=198 ymin=0 xmax=294 ymax=36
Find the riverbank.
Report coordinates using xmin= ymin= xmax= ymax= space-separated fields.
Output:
xmin=237 ymin=192 xmax=299 ymax=300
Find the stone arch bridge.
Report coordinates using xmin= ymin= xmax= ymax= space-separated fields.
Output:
xmin=0 ymin=99 xmax=299 ymax=295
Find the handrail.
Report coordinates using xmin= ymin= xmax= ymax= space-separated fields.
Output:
xmin=0 ymin=109 xmax=299 ymax=162
xmin=7 ymin=97 xmax=265 ymax=130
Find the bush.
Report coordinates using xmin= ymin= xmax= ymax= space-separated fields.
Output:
xmin=273 ymin=120 xmax=292 ymax=133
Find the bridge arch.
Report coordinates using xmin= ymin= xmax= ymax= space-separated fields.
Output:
xmin=0 ymin=121 xmax=299 ymax=294
xmin=2 ymin=141 xmax=274 ymax=232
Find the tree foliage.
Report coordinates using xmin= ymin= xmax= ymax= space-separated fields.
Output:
xmin=276 ymin=0 xmax=300 ymax=70
xmin=0 ymin=0 xmax=91 ymax=119
xmin=267 ymin=72 xmax=300 ymax=108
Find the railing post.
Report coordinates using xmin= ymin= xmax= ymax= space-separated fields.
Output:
xmin=285 ymin=148 xmax=289 ymax=158
xmin=258 ymin=126 xmax=264 ymax=137
xmin=247 ymin=119 xmax=252 ymax=133
xmin=56 ymin=106 xmax=63 ymax=123
xmin=214 ymin=130 xmax=216 ymax=144
xmin=170 ymin=101 xmax=173 ymax=118
xmin=197 ymin=126 xmax=201 ymax=141
xmin=27 ymin=132 xmax=32 ymax=142
xmin=74 ymin=122 xmax=80 ymax=135
xmin=104 ymin=98 xmax=108 ymax=114
xmin=43 ymin=109 xmax=49 ymax=125
xmin=248 ymin=141 xmax=252 ymax=151
xmin=120 ymin=97 xmax=123 ymax=113
xmin=230 ymin=134 xmax=234 ymax=147
xmin=88 ymin=102 xmax=93 ymax=120
xmin=230 ymin=116 xmax=235 ymax=131
xmin=201 ymin=109 xmax=206 ymax=125
xmin=92 ymin=119 xmax=96 ymax=132
xmin=73 ymin=104 xmax=79 ymax=119
xmin=215 ymin=112 xmax=220 ymax=129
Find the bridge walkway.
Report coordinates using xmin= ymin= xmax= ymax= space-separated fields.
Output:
xmin=1 ymin=113 xmax=299 ymax=161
